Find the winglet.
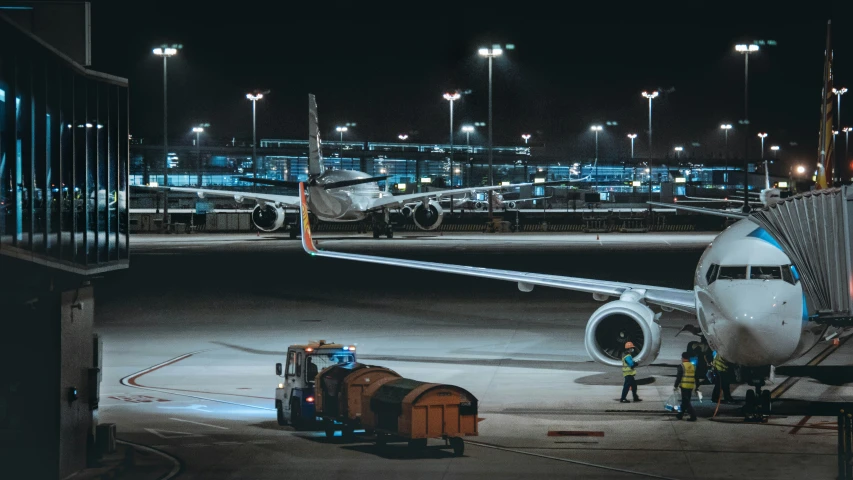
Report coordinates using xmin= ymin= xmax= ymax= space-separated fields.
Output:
xmin=299 ymin=183 xmax=319 ymax=255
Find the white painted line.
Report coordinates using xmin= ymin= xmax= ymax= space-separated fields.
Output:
xmin=116 ymin=439 xmax=182 ymax=480
xmin=144 ymin=428 xmax=204 ymax=439
xmin=169 ymin=417 xmax=229 ymax=430
xmin=213 ymin=441 xmax=242 ymax=445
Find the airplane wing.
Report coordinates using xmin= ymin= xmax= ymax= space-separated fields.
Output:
xmin=369 ymin=184 xmax=520 ymax=210
xmin=133 ymin=185 xmax=300 ymax=208
xmin=300 ymin=183 xmax=696 ymax=314
xmin=648 ymin=201 xmax=749 ymax=219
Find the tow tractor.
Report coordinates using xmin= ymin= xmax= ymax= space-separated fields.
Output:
xmin=275 ymin=340 xmax=357 ymax=429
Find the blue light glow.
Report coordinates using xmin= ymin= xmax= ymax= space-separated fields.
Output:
xmin=747 ymin=227 xmax=783 ymax=251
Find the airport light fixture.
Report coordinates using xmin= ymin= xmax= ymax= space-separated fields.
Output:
xmin=627 ymin=133 xmax=638 ymax=189
xmin=720 ymin=124 xmax=733 ymax=187
xmin=192 ymin=124 xmax=209 ymax=186
xmin=736 ymin=43 xmax=759 ymax=212
xmin=590 ymin=125 xmax=603 ymax=181
xmin=770 ymin=145 xmax=780 ymax=158
xmin=443 ymin=92 xmax=461 ymax=190
xmin=757 ymin=132 xmax=768 ymax=161
xmin=336 ymin=126 xmax=348 ymax=159
xmin=479 ymin=45 xmax=504 ymax=219
xmin=522 ymin=133 xmax=531 ymax=144
xmin=246 ymin=93 xmax=265 ymax=189
xmin=674 ymin=146 xmax=683 ymax=160
xmin=152 ymin=43 xmax=181 ymax=230
xmin=398 ymin=134 xmax=408 ymax=141
xmin=797 ymin=165 xmax=806 ymax=174
xmin=834 ymin=88 xmax=848 ymax=185
xmin=844 ymin=127 xmax=852 ymax=172
xmin=642 ymin=90 xmax=659 ymax=216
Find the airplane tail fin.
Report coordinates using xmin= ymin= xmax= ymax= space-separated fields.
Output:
xmin=308 ymin=94 xmax=324 ymax=177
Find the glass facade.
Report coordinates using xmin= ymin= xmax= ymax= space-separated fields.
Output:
xmin=0 ymin=16 xmax=129 ymax=274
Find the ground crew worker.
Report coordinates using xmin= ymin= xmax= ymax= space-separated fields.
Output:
xmin=620 ymin=342 xmax=642 ymax=403
xmin=305 ymin=356 xmax=318 ymax=381
xmin=673 ymin=351 xmax=697 ymax=421
xmin=711 ymin=351 xmax=735 ymax=404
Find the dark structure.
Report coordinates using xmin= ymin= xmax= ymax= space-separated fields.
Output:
xmin=0 ymin=4 xmax=129 ymax=479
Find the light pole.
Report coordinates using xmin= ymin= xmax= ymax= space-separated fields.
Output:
xmin=627 ymin=134 xmax=637 ymax=191
xmin=336 ymin=126 xmax=348 ymax=160
xmin=153 ymin=45 xmax=179 ymax=232
xmin=833 ymin=87 xmax=847 ymax=185
xmin=642 ymin=90 xmax=659 ymax=218
xmin=833 ymin=130 xmax=839 ymax=181
xmin=443 ymin=92 xmax=460 ymax=189
xmin=674 ymin=146 xmax=683 ymax=160
xmin=736 ymin=43 xmax=759 ymax=212
xmin=844 ymin=127 xmax=851 ymax=180
xmin=770 ymin=145 xmax=780 ymax=158
xmin=590 ymin=125 xmax=602 ymax=182
xmin=246 ymin=92 xmax=264 ymax=190
xmin=462 ymin=125 xmax=474 ymax=187
xmin=720 ymin=124 xmax=732 ymax=187
xmin=757 ymin=132 xmax=767 ymax=161
xmin=479 ymin=46 xmax=503 ymax=219
xmin=193 ymin=125 xmax=206 ymax=186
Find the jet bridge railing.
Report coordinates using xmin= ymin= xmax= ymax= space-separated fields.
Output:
xmin=749 ymin=186 xmax=853 ymax=325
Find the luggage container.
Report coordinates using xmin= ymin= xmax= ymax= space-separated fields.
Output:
xmin=361 ymin=378 xmax=478 ymax=456
xmin=315 ymin=362 xmax=401 ymax=438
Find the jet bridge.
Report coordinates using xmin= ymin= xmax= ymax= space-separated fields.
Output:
xmin=748 ymin=186 xmax=853 ymax=326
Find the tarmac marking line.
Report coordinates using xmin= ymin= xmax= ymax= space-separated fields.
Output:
xmin=771 ymin=335 xmax=852 ymax=400
xmin=169 ymin=417 xmax=229 ymax=430
xmin=789 ymin=415 xmax=812 ymax=435
xmin=467 ymin=441 xmax=679 ymax=480
xmin=547 ymin=431 xmax=605 ymax=437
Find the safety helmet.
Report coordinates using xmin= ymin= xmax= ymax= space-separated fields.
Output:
xmin=624 ymin=342 xmax=635 ymax=349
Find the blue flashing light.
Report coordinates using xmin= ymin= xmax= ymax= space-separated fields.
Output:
xmin=790 ymin=265 xmax=800 ymax=282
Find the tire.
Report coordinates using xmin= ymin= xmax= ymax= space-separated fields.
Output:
xmin=386 ymin=227 xmax=394 ymax=239
xmin=373 ymin=229 xmax=380 ymax=239
xmin=450 ymin=437 xmax=464 ymax=456
xmin=324 ymin=420 xmax=336 ymax=439
xmin=276 ymin=405 xmax=287 ymax=426
xmin=342 ymin=425 xmax=355 ymax=441
xmin=376 ymin=432 xmax=387 ymax=447
xmin=744 ymin=390 xmax=756 ymax=417
xmin=291 ymin=400 xmax=306 ymax=430
xmin=760 ymin=390 xmax=771 ymax=414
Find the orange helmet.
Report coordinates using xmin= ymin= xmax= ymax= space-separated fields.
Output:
xmin=624 ymin=342 xmax=636 ymax=349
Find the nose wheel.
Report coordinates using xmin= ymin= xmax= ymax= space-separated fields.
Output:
xmin=743 ymin=386 xmax=771 ymax=422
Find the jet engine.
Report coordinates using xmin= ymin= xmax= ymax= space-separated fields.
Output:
xmin=506 ymin=201 xmax=517 ymax=209
xmin=412 ymin=200 xmax=444 ymax=230
xmin=583 ymin=298 xmax=662 ymax=367
xmin=400 ymin=205 xmax=413 ymax=218
xmin=251 ymin=204 xmax=285 ymax=232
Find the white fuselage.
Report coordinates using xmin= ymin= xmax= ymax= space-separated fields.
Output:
xmin=693 ymin=219 xmax=822 ymax=366
xmin=307 ymin=170 xmax=393 ymax=222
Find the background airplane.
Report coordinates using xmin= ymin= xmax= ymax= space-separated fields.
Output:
xmin=137 ymin=94 xmax=540 ymax=238
xmin=297 ymin=181 xmax=844 ymax=419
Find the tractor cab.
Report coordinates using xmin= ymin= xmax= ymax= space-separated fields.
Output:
xmin=275 ymin=340 xmax=356 ymax=428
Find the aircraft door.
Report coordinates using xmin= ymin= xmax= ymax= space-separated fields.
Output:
xmin=283 ymin=350 xmax=298 ymax=415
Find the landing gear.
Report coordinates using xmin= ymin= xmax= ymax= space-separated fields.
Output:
xmin=370 ymin=210 xmax=394 ymax=239
xmin=739 ymin=366 xmax=772 ymax=422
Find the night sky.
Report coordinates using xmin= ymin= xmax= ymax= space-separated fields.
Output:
xmin=88 ymin=1 xmax=852 ymax=165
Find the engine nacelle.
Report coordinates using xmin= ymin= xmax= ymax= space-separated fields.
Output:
xmin=400 ymin=205 xmax=413 ymax=218
xmin=584 ymin=299 xmax=662 ymax=367
xmin=251 ymin=204 xmax=285 ymax=232
xmin=412 ymin=200 xmax=444 ymax=231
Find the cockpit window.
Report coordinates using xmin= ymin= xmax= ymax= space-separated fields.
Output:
xmin=705 ymin=264 xmax=720 ymax=284
xmin=717 ymin=266 xmax=747 ymax=280
xmin=781 ymin=264 xmax=798 ymax=285
xmin=750 ymin=266 xmax=782 ymax=280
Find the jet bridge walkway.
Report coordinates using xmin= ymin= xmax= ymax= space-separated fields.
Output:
xmin=749 ymin=186 xmax=853 ymax=326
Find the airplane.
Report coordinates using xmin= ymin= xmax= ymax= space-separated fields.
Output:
xmin=678 ymin=161 xmax=782 ymax=210
xmin=297 ymin=180 xmax=843 ymax=419
xmin=136 ymin=94 xmax=541 ymax=239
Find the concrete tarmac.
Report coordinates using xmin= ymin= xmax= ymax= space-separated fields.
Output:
xmin=94 ymin=232 xmax=846 ymax=479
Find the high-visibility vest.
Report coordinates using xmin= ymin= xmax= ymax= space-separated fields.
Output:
xmin=713 ymin=354 xmax=728 ymax=372
xmin=622 ymin=355 xmax=637 ymax=377
xmin=680 ymin=361 xmax=696 ymax=389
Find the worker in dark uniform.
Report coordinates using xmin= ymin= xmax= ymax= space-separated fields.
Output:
xmin=711 ymin=351 xmax=735 ymax=404
xmin=620 ymin=342 xmax=642 ymax=403
xmin=673 ymin=351 xmax=697 ymax=421
xmin=305 ymin=356 xmax=318 ymax=382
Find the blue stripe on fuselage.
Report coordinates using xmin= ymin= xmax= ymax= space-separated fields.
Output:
xmin=748 ymin=227 xmax=783 ymax=251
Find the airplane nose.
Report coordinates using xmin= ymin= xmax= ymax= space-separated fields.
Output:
xmin=708 ymin=285 xmax=801 ymax=366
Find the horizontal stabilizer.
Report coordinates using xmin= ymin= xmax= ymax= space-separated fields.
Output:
xmin=322 ymin=175 xmax=390 ymax=190
xmin=236 ymin=177 xmax=301 ymax=188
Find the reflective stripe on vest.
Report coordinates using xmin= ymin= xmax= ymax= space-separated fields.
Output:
xmin=680 ymin=361 xmax=696 ymax=389
xmin=622 ymin=355 xmax=637 ymax=377
xmin=713 ymin=355 xmax=728 ymax=372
